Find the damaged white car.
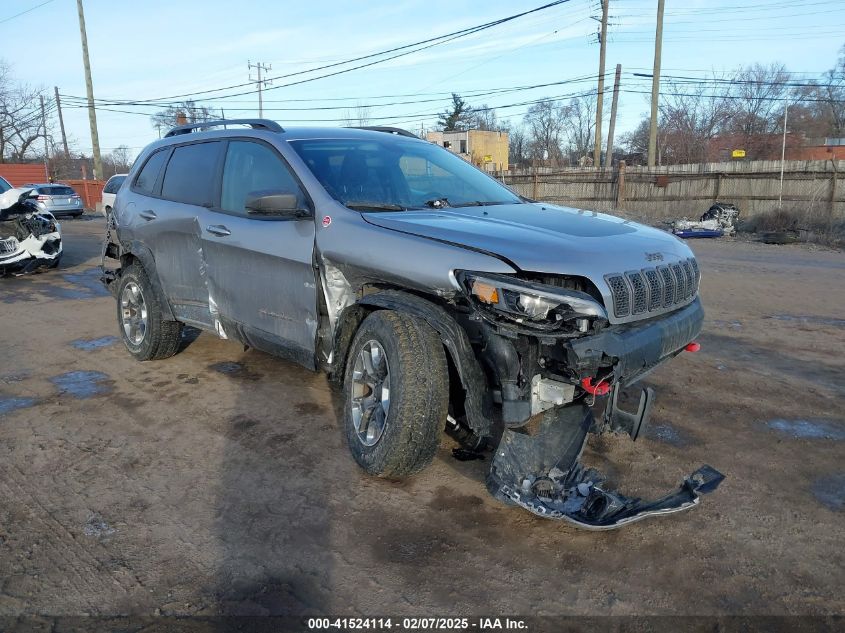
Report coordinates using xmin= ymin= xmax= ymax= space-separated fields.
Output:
xmin=0 ymin=178 xmax=63 ymax=276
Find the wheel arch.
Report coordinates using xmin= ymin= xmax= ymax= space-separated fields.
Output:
xmin=113 ymin=240 xmax=176 ymax=321
xmin=336 ymin=289 xmax=492 ymax=438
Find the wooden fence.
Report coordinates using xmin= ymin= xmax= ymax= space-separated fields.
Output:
xmin=501 ymin=159 xmax=844 ymax=220
xmin=61 ymin=179 xmax=105 ymax=210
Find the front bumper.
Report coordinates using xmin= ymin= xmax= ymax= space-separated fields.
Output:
xmin=563 ymin=297 xmax=704 ymax=386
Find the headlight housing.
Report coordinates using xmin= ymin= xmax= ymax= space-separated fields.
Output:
xmin=457 ymin=271 xmax=607 ymax=329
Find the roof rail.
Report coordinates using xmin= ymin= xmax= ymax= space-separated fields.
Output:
xmin=356 ymin=126 xmax=418 ymax=139
xmin=165 ymin=118 xmax=284 ymax=138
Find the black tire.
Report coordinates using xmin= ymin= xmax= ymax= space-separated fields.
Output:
xmin=48 ymin=254 xmax=61 ymax=269
xmin=116 ymin=262 xmax=182 ymax=361
xmin=343 ymin=310 xmax=448 ymax=478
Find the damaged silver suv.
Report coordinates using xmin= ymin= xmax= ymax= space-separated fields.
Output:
xmin=102 ymin=119 xmax=723 ymax=529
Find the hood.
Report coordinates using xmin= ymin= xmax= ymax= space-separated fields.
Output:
xmin=363 ymin=203 xmax=693 ymax=276
xmin=362 ymin=203 xmax=698 ymax=325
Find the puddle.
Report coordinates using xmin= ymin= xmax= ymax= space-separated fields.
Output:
xmin=210 ymin=361 xmax=244 ymax=375
xmin=811 ymin=474 xmax=845 ymax=512
xmin=49 ymin=371 xmax=111 ymax=399
xmin=208 ymin=361 xmax=262 ymax=381
xmin=83 ymin=513 xmax=116 ymax=538
xmin=71 ymin=336 xmax=118 ymax=351
xmin=645 ymin=422 xmax=694 ymax=447
xmin=768 ymin=315 xmax=845 ymax=329
xmin=0 ymin=396 xmax=38 ymax=416
xmin=59 ymin=268 xmax=111 ymax=298
xmin=767 ymin=419 xmax=845 ymax=441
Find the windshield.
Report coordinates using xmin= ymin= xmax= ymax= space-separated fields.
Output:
xmin=0 ymin=176 xmax=10 ymax=193
xmin=289 ymin=137 xmax=521 ymax=210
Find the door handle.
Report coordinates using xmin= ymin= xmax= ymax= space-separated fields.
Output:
xmin=206 ymin=224 xmax=231 ymax=237
xmin=139 ymin=210 xmax=157 ymax=220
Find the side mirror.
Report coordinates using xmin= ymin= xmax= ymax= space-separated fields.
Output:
xmin=245 ymin=190 xmax=311 ymax=218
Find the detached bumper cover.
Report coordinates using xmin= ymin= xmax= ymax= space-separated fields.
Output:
xmin=486 ymin=404 xmax=724 ymax=530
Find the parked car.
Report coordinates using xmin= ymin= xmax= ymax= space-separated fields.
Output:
xmin=101 ymin=173 xmax=128 ymax=217
xmin=0 ymin=177 xmax=62 ymax=275
xmin=22 ymin=183 xmax=84 ymax=218
xmin=102 ymin=119 xmax=723 ymax=530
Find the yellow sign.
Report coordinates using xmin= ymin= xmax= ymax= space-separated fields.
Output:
xmin=483 ymin=155 xmax=493 ymax=163
xmin=732 ymin=149 xmax=746 ymax=158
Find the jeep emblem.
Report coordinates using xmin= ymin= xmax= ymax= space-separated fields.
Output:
xmin=645 ymin=252 xmax=663 ymax=262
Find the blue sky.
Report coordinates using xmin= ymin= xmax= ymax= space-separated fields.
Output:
xmin=2 ymin=0 xmax=844 ymax=160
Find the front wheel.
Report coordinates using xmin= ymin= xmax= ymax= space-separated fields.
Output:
xmin=116 ymin=263 xmax=182 ymax=361
xmin=344 ymin=310 xmax=449 ymax=478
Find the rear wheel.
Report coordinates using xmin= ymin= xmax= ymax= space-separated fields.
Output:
xmin=343 ymin=310 xmax=449 ymax=478
xmin=116 ymin=263 xmax=182 ymax=361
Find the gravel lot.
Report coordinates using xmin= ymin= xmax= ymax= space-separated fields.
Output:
xmin=1 ymin=216 xmax=843 ymax=621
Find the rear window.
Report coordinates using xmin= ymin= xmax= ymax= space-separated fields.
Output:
xmin=103 ymin=175 xmax=127 ymax=194
xmin=39 ymin=186 xmax=75 ymax=196
xmin=161 ymin=142 xmax=222 ymax=206
xmin=0 ymin=177 xmax=10 ymax=193
xmin=134 ymin=149 xmax=169 ymax=195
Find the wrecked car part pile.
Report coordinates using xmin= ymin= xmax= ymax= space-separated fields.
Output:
xmin=0 ymin=188 xmax=62 ymax=276
xmin=671 ymin=202 xmax=740 ymax=239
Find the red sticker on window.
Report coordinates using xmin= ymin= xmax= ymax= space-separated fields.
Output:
xmin=322 ymin=215 xmax=332 ymax=228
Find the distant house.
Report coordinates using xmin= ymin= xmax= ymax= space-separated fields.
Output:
xmin=426 ymin=129 xmax=509 ymax=171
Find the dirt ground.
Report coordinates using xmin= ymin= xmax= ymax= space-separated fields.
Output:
xmin=0 ymin=216 xmax=843 ymax=622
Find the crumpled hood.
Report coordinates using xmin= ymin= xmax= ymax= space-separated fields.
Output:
xmin=362 ymin=202 xmax=694 ymax=276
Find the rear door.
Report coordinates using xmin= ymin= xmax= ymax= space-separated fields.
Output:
xmin=196 ymin=138 xmax=318 ymax=366
xmin=130 ymin=141 xmax=223 ymax=326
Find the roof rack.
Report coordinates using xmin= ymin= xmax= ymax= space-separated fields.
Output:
xmin=164 ymin=118 xmax=284 ymax=138
xmin=356 ymin=126 xmax=418 ymax=139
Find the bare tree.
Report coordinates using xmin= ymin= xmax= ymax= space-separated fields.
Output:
xmin=150 ymin=100 xmax=212 ymax=133
xmin=565 ymin=93 xmax=597 ymax=165
xmin=471 ymin=105 xmax=510 ymax=132
xmin=343 ymin=103 xmax=372 ymax=127
xmin=523 ymin=100 xmax=568 ymax=165
xmin=508 ymin=126 xmax=529 ymax=168
xmin=102 ymin=145 xmax=133 ymax=178
xmin=657 ymin=76 xmax=735 ymax=163
xmin=0 ymin=61 xmax=50 ymax=162
xmin=793 ymin=45 xmax=845 ymax=138
xmin=730 ymin=63 xmax=790 ymax=135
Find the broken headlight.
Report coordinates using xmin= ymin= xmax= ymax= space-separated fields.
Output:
xmin=457 ymin=271 xmax=607 ymax=327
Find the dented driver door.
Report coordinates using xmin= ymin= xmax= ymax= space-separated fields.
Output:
xmin=197 ymin=139 xmax=318 ymax=368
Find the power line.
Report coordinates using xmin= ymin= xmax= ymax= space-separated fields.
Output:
xmin=67 ymin=0 xmax=573 ymax=106
xmin=59 ymin=73 xmax=608 ymax=113
xmin=0 ymin=0 xmax=56 ymax=25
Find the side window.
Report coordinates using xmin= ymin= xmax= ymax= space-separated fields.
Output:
xmin=134 ymin=150 xmax=169 ymax=195
xmin=104 ymin=175 xmax=126 ymax=194
xmin=220 ymin=140 xmax=304 ymax=216
xmin=161 ymin=142 xmax=222 ymax=206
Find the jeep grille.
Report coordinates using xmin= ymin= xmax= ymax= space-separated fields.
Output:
xmin=605 ymin=257 xmax=700 ymax=319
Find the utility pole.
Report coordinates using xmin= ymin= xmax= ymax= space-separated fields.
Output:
xmin=605 ymin=63 xmax=622 ymax=170
xmin=593 ymin=0 xmax=609 ymax=168
xmin=647 ymin=0 xmax=665 ymax=168
xmin=248 ymin=60 xmax=272 ymax=118
xmin=54 ymin=87 xmax=69 ymax=157
xmin=40 ymin=95 xmax=49 ymax=181
xmin=779 ymin=102 xmax=789 ymax=209
xmin=76 ymin=0 xmax=103 ymax=179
